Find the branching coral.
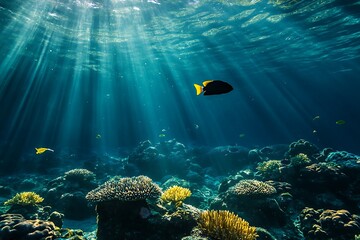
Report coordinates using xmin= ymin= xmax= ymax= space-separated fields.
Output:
xmin=86 ymin=175 xmax=162 ymax=202
xmin=161 ymin=186 xmax=191 ymax=207
xmin=197 ymin=210 xmax=258 ymax=240
xmin=290 ymin=153 xmax=311 ymax=167
xmin=4 ymin=192 xmax=44 ymax=206
xmin=256 ymin=160 xmax=282 ymax=179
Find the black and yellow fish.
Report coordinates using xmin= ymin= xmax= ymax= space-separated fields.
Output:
xmin=194 ymin=80 xmax=233 ymax=96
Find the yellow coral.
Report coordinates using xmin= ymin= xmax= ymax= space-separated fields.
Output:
xmin=161 ymin=186 xmax=191 ymax=207
xmin=198 ymin=210 xmax=258 ymax=240
xmin=4 ymin=192 xmax=44 ymax=206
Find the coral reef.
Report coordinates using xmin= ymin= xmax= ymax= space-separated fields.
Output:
xmin=44 ymin=168 xmax=99 ymax=220
xmin=286 ymin=139 xmax=319 ymax=158
xmin=58 ymin=192 xmax=91 ymax=220
xmin=0 ymin=213 xmax=60 ymax=240
xmin=126 ymin=139 xmax=190 ymax=179
xmin=256 ymin=160 xmax=282 ymax=179
xmin=325 ymin=151 xmax=360 ymax=162
xmin=4 ymin=192 xmax=44 ymax=206
xmin=300 ymin=207 xmax=360 ymax=240
xmin=299 ymin=162 xmax=348 ymax=189
xmin=197 ymin=210 xmax=257 ymax=240
xmin=151 ymin=203 xmax=200 ymax=239
xmin=86 ymin=175 xmax=162 ymax=202
xmin=161 ymin=185 xmax=192 ymax=207
xmin=64 ymin=168 xmax=96 ymax=184
xmin=1 ymin=138 xmax=359 ymax=239
xmin=265 ymin=180 xmax=292 ymax=193
xmin=290 ymin=153 xmax=311 ymax=167
xmin=325 ymin=151 xmax=360 ymax=171
xmin=86 ymin=175 xmax=162 ymax=240
xmin=203 ymin=145 xmax=250 ymax=175
xmin=59 ymin=228 xmax=86 ymax=239
xmin=212 ymin=179 xmax=290 ymax=228
xmin=48 ymin=211 xmax=64 ymax=228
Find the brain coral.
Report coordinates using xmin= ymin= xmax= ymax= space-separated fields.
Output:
xmin=300 ymin=207 xmax=360 ymax=240
xmin=86 ymin=175 xmax=162 ymax=202
xmin=197 ymin=210 xmax=258 ymax=240
xmin=231 ymin=179 xmax=277 ymax=197
xmin=0 ymin=214 xmax=59 ymax=240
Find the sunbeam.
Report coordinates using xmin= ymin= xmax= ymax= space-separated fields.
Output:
xmin=1 ymin=0 xmax=360 ymax=159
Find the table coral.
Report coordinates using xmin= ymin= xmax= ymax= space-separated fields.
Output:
xmin=86 ymin=175 xmax=162 ymax=202
xmin=86 ymin=175 xmax=162 ymax=240
xmin=197 ymin=210 xmax=258 ymax=240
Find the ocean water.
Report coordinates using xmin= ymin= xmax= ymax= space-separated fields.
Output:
xmin=0 ymin=0 xmax=360 ymax=239
xmin=1 ymin=0 xmax=360 ymax=155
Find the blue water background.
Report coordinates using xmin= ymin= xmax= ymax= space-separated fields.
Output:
xmin=0 ymin=0 xmax=359 ymax=166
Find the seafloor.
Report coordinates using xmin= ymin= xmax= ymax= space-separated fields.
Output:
xmin=0 ymin=139 xmax=360 ymax=240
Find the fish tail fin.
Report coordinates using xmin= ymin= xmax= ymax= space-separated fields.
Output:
xmin=194 ymin=84 xmax=203 ymax=95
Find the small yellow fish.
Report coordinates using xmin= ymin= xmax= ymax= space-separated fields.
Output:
xmin=35 ymin=148 xmax=54 ymax=154
xmin=336 ymin=120 xmax=346 ymax=125
xmin=159 ymin=134 xmax=166 ymax=138
xmin=313 ymin=115 xmax=320 ymax=121
xmin=313 ymin=130 xmax=317 ymax=134
xmin=239 ymin=133 xmax=246 ymax=138
xmin=96 ymin=134 xmax=102 ymax=139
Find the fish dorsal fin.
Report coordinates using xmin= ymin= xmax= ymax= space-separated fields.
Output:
xmin=202 ymin=80 xmax=213 ymax=87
